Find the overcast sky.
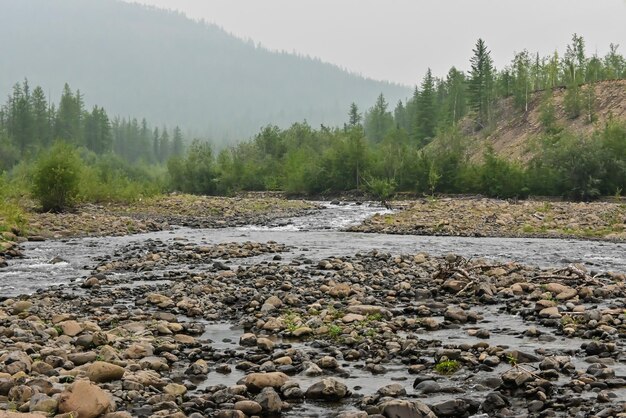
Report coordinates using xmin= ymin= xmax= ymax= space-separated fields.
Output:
xmin=124 ymin=0 xmax=626 ymax=86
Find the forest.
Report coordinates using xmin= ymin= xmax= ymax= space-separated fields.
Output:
xmin=1 ymin=34 xmax=626 ymax=218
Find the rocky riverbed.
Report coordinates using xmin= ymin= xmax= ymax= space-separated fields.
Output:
xmin=349 ymin=198 xmax=626 ymax=241
xmin=1 ymin=233 xmax=625 ymax=417
xmin=0 ymin=195 xmax=317 ymax=270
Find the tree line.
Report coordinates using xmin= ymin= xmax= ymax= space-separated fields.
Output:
xmin=0 ymin=81 xmax=185 ymax=171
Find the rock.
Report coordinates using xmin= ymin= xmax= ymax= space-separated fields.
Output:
xmin=305 ymin=378 xmax=348 ymax=401
xmin=0 ymin=413 xmax=48 ymax=418
xmin=256 ymin=337 xmax=274 ymax=352
xmin=444 ymin=308 xmax=468 ymax=323
xmin=82 ymin=277 xmax=101 ymax=288
xmin=87 ymin=361 xmax=125 ymax=383
xmin=501 ymin=369 xmax=533 ymax=387
xmin=303 ymin=362 xmax=323 ymax=377
xmin=539 ymin=306 xmax=561 ymax=319
xmin=378 ymin=399 xmax=437 ymax=418
xmin=342 ymin=313 xmax=365 ymax=323
xmin=329 ymin=283 xmax=352 ymax=298
xmin=59 ymin=320 xmax=83 ymax=337
xmin=234 ymin=400 xmax=262 ymax=415
xmin=146 ymin=293 xmax=174 ymax=308
xmin=291 ymin=327 xmax=313 ymax=337
xmin=125 ymin=370 xmax=166 ymax=388
xmin=377 ymin=383 xmax=406 ymax=397
xmin=431 ymin=399 xmax=469 ymax=417
xmin=163 ymin=383 xmax=187 ymax=397
xmin=239 ymin=333 xmax=257 ymax=346
xmin=242 ymin=372 xmax=290 ymax=392
xmin=255 ymin=387 xmax=282 ymax=413
xmin=57 ymin=380 xmax=114 ymax=418
xmin=421 ymin=317 xmax=439 ymax=330
xmin=12 ymin=300 xmax=33 ymax=314
xmin=29 ymin=393 xmax=58 ymax=414
xmin=124 ymin=343 xmax=154 ymax=359
xmin=316 ymin=356 xmax=339 ymax=369
xmin=346 ymin=305 xmax=392 ymax=319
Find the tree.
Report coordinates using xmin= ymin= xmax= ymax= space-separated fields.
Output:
xmin=441 ymin=67 xmax=467 ymax=127
xmin=348 ymin=102 xmax=362 ymax=127
xmin=415 ymin=68 xmax=437 ymax=144
xmin=7 ymin=81 xmax=34 ymax=154
xmin=364 ymin=93 xmax=393 ymax=142
xmin=55 ymin=84 xmax=84 ymax=145
xmin=512 ymin=50 xmax=531 ymax=111
xmin=30 ymin=86 xmax=50 ymax=148
xmin=171 ymin=126 xmax=185 ymax=157
xmin=84 ymin=106 xmax=112 ymax=154
xmin=468 ymin=39 xmax=495 ymax=128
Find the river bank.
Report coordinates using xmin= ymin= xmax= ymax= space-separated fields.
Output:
xmin=349 ymin=197 xmax=626 ymax=241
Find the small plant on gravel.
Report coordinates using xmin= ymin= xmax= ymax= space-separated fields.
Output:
xmin=366 ymin=313 xmax=383 ymax=321
xmin=53 ymin=325 xmax=63 ymax=335
xmin=435 ymin=360 xmax=461 ymax=375
xmin=507 ymin=355 xmax=518 ymax=367
xmin=328 ymin=324 xmax=343 ymax=339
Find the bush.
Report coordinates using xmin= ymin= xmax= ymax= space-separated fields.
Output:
xmin=32 ymin=142 xmax=82 ymax=212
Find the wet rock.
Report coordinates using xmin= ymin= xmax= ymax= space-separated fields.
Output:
xmin=377 ymin=383 xmax=406 ymax=397
xmin=239 ymin=333 xmax=257 ymax=346
xmin=378 ymin=399 xmax=436 ymax=418
xmin=242 ymin=372 xmax=290 ymax=392
xmin=481 ymin=392 xmax=509 ymax=413
xmin=444 ymin=308 xmax=468 ymax=323
xmin=305 ymin=378 xmax=349 ymax=401
xmin=255 ymin=387 xmax=282 ymax=414
xmin=431 ymin=399 xmax=470 ymax=417
xmin=57 ymin=380 xmax=114 ymax=418
xmin=234 ymin=400 xmax=262 ymax=415
xmin=501 ymin=369 xmax=533 ymax=387
xmin=317 ymin=356 xmax=339 ymax=369
xmin=256 ymin=337 xmax=274 ymax=352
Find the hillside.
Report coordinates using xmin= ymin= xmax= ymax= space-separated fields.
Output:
xmin=464 ymin=80 xmax=626 ymax=162
xmin=0 ymin=0 xmax=409 ymax=141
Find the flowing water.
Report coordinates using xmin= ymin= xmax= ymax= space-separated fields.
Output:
xmin=2 ymin=201 xmax=625 ymax=297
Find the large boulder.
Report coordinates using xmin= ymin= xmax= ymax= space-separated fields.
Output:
xmin=57 ymin=380 xmax=114 ymax=418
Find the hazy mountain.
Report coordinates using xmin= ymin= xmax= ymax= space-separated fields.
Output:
xmin=0 ymin=0 xmax=410 ymax=141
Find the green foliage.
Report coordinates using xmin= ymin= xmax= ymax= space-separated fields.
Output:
xmin=365 ymin=177 xmax=396 ymax=201
xmin=32 ymin=142 xmax=82 ymax=212
xmin=435 ymin=360 xmax=461 ymax=375
xmin=538 ymin=90 xmax=561 ymax=134
xmin=79 ymin=153 xmax=164 ymax=203
xmin=168 ymin=140 xmax=217 ymax=195
xmin=327 ymin=324 xmax=343 ymax=339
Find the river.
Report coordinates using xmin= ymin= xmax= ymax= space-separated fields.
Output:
xmin=2 ymin=201 xmax=625 ymax=297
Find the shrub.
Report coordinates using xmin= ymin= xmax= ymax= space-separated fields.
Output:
xmin=32 ymin=142 xmax=82 ymax=212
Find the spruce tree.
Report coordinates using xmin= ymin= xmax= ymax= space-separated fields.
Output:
xmin=468 ymin=38 xmax=495 ymax=128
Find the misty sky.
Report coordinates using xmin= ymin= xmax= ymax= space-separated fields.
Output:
xmin=125 ymin=0 xmax=626 ymax=86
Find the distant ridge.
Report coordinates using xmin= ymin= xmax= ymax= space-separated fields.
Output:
xmin=0 ymin=0 xmax=410 ymax=141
